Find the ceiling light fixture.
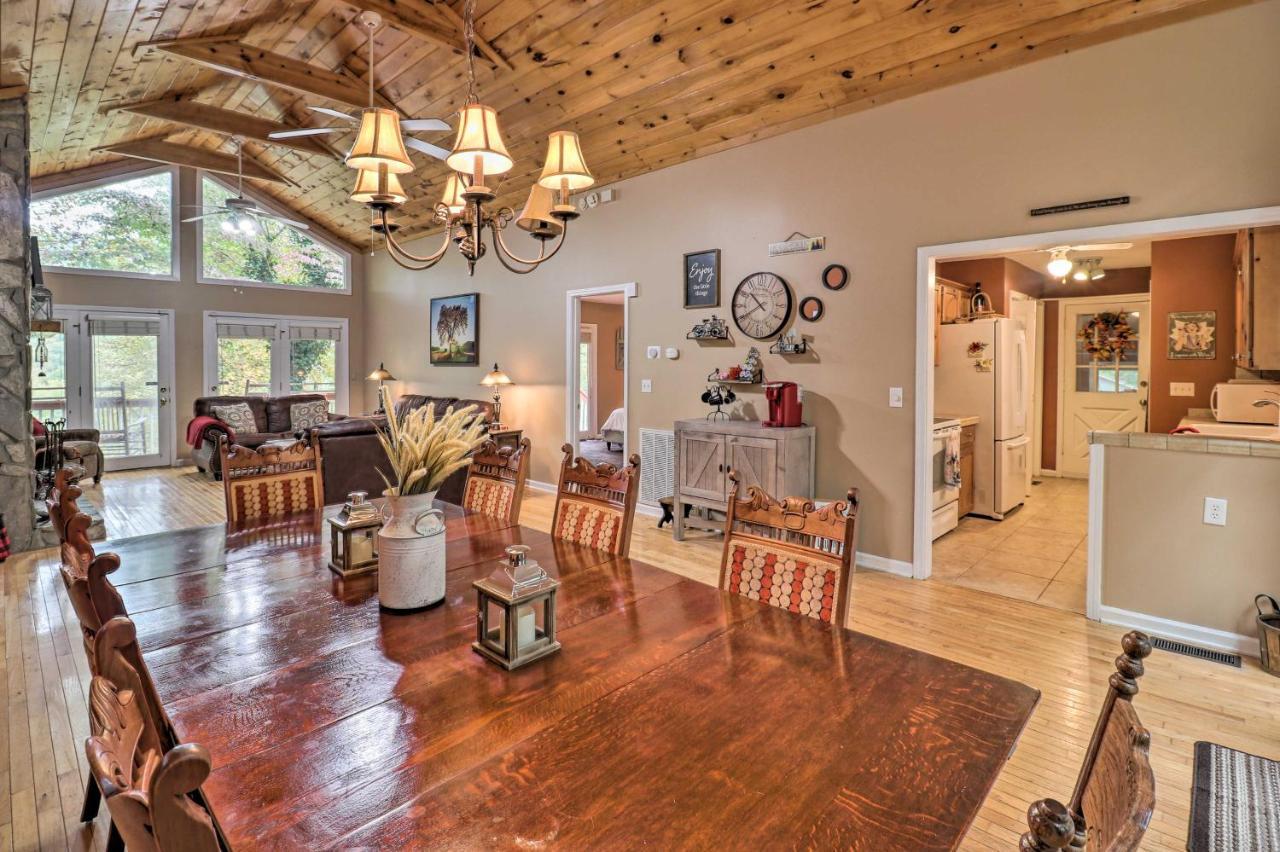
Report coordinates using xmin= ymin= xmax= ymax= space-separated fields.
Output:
xmin=363 ymin=0 xmax=593 ymax=275
xmin=1046 ymin=249 xmax=1073 ymax=279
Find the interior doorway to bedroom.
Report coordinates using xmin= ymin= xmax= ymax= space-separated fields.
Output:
xmin=566 ymin=285 xmax=633 ymax=468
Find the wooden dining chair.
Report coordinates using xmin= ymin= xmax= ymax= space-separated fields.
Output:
xmin=1020 ymin=631 xmax=1155 ymax=852
xmin=46 ymin=466 xmax=82 ymax=545
xmin=550 ymin=443 xmax=641 ymax=557
xmin=718 ymin=471 xmax=859 ymax=626
xmin=219 ymin=435 xmax=324 ymax=525
xmin=462 ymin=437 xmax=531 ymax=524
xmin=85 ymin=617 xmax=220 ymax=852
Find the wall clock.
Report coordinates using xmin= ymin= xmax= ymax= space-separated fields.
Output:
xmin=799 ymin=296 xmax=824 ymax=321
xmin=732 ymin=272 xmax=792 ymax=340
xmin=822 ymin=263 xmax=849 ymax=291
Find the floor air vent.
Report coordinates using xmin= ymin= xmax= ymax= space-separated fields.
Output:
xmin=1151 ymin=636 xmax=1241 ymax=668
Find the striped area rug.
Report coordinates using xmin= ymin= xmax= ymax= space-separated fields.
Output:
xmin=1189 ymin=741 xmax=1280 ymax=851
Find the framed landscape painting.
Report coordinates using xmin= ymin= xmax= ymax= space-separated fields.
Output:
xmin=430 ymin=293 xmax=480 ymax=365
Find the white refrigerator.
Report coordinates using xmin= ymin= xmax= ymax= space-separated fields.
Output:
xmin=936 ymin=317 xmax=1029 ymax=519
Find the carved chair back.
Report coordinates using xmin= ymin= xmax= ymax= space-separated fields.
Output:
xmin=462 ymin=437 xmax=530 ymax=525
xmin=61 ymin=550 xmax=128 ymax=675
xmin=85 ymin=618 xmax=219 ymax=852
xmin=550 ymin=443 xmax=641 ymax=557
xmin=219 ymin=435 xmax=324 ymax=525
xmin=92 ymin=615 xmax=178 ymax=750
xmin=718 ymin=471 xmax=859 ymax=626
xmin=46 ymin=467 xmax=82 ymax=545
xmin=1020 ymin=631 xmax=1155 ymax=851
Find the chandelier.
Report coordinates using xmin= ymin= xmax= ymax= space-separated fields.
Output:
xmin=350 ymin=0 xmax=594 ymax=275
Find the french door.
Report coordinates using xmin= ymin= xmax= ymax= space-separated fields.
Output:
xmin=203 ymin=312 xmax=349 ymax=414
xmin=30 ymin=307 xmax=176 ymax=471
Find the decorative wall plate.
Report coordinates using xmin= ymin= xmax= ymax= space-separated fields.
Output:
xmin=731 ymin=272 xmax=792 ymax=340
xmin=821 ymin=263 xmax=849 ymax=291
xmin=799 ymin=296 xmax=824 ymax=322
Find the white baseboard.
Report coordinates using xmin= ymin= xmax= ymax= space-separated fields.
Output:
xmin=855 ymin=552 xmax=914 ymax=578
xmin=526 ymin=478 xmax=556 ymax=494
xmin=525 ymin=479 xmax=661 ymax=518
xmin=1098 ymin=604 xmax=1260 ymax=658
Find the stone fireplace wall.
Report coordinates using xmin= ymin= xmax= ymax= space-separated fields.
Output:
xmin=0 ymin=95 xmax=34 ymax=552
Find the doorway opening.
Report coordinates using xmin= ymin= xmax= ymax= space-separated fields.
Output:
xmin=565 ymin=283 xmax=635 ymax=467
xmin=916 ymin=207 xmax=1280 ymax=620
xmin=31 ymin=305 xmax=177 ymax=471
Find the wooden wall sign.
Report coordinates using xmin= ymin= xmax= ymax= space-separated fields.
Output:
xmin=683 ymin=249 xmax=720 ymax=309
xmin=1029 ymin=196 xmax=1130 ymax=217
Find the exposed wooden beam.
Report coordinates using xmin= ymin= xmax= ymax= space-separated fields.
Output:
xmin=132 ymin=32 xmax=243 ymax=60
xmin=425 ymin=0 xmax=512 ymax=72
xmin=94 ymin=139 xmax=290 ymax=184
xmin=110 ymin=97 xmax=336 ymax=157
xmin=31 ymin=158 xmax=155 ymax=195
xmin=152 ymin=40 xmax=396 ymax=111
xmin=0 ymin=85 xmax=28 ymax=101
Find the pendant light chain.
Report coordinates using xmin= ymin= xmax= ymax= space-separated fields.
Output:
xmin=463 ymin=0 xmax=478 ymax=104
xmin=368 ymin=19 xmax=376 ymax=108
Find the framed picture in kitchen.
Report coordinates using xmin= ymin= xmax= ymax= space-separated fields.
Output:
xmin=683 ymin=249 xmax=721 ymax=309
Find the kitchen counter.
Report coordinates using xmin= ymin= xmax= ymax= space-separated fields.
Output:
xmin=1088 ymin=428 xmax=1280 ymax=458
xmin=1175 ymin=410 xmax=1280 ymax=441
xmin=937 ymin=413 xmax=980 ymax=428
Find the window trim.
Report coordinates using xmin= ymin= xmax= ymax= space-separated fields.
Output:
xmin=194 ymin=171 xmax=353 ymax=295
xmin=30 ymin=165 xmax=180 ymax=281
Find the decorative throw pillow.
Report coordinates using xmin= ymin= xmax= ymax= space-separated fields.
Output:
xmin=211 ymin=403 xmax=258 ymax=434
xmin=290 ymin=400 xmax=330 ymax=431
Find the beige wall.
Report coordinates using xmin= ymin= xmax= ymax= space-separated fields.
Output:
xmin=1101 ymin=444 xmax=1280 ymax=639
xmin=578 ymin=300 xmax=624 ymax=430
xmin=365 ymin=1 xmax=1280 ymax=563
xmin=44 ymin=167 xmax=367 ymax=462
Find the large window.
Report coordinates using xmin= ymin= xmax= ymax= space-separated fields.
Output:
xmin=198 ymin=175 xmax=349 ymax=292
xmin=204 ymin=313 xmax=349 ymax=414
xmin=30 ymin=169 xmax=176 ymax=277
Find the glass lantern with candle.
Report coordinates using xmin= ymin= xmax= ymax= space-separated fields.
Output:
xmin=328 ymin=491 xmax=382 ymax=577
xmin=472 ymin=545 xmax=560 ymax=669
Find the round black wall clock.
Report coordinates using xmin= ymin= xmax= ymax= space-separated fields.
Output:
xmin=799 ymin=296 xmax=824 ymax=322
xmin=731 ymin=272 xmax=792 ymax=340
xmin=822 ymin=263 xmax=849 ymax=291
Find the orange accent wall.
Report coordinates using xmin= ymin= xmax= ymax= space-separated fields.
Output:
xmin=1148 ymin=234 xmax=1238 ymax=433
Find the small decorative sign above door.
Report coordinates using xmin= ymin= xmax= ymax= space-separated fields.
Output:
xmin=683 ymin=249 xmax=720 ymax=309
xmin=768 ymin=232 xmax=825 ymax=256
xmin=1029 ymin=196 xmax=1130 ymax=217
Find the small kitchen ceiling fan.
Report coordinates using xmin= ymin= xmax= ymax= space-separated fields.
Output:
xmin=181 ymin=137 xmax=310 ymax=234
xmin=1037 ymin=242 xmax=1133 ymax=279
xmin=267 ymin=11 xmax=452 ymax=162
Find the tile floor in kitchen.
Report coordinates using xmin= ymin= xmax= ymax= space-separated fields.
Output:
xmin=930 ymin=477 xmax=1088 ymax=613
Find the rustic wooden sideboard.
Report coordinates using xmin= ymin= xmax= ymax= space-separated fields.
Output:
xmin=672 ymin=418 xmax=816 ymax=541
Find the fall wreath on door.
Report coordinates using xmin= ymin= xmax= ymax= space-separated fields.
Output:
xmin=1078 ymin=312 xmax=1136 ymax=361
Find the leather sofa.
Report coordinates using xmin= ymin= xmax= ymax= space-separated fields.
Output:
xmin=190 ymin=394 xmax=341 ymax=479
xmin=311 ymin=394 xmax=495 ymax=505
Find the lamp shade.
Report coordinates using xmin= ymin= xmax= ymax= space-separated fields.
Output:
xmin=350 ymin=165 xmax=407 ymax=205
xmin=538 ymin=130 xmax=594 ymax=191
xmin=480 ymin=363 xmax=512 ymax=387
xmin=516 ymin=184 xmax=564 ymax=236
xmin=346 ymin=108 xmax=414 ymax=174
xmin=367 ymin=362 xmax=397 ymax=381
xmin=440 ymin=172 xmax=467 ymax=215
xmin=446 ymin=103 xmax=513 ymax=177
xmin=1046 ymin=251 xmax=1073 ymax=279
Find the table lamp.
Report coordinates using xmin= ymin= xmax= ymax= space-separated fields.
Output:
xmin=480 ymin=363 xmax=513 ymax=428
xmin=367 ymin=362 xmax=396 ymax=413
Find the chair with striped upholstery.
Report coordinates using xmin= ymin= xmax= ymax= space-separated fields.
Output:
xmin=718 ymin=471 xmax=859 ymax=626
xmin=462 ymin=437 xmax=530 ymax=525
xmin=550 ymin=443 xmax=640 ymax=557
xmin=219 ymin=434 xmax=324 ymax=525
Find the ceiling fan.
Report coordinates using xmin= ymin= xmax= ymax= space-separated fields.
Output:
xmin=267 ymin=12 xmax=452 ymax=163
xmin=180 ymin=137 xmax=311 ymax=235
xmin=1037 ymin=242 xmax=1133 ymax=279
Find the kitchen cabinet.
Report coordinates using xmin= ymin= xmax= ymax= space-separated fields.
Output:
xmin=1235 ymin=226 xmax=1280 ymax=369
xmin=673 ymin=419 xmax=815 ymax=541
xmin=958 ymin=424 xmax=976 ymax=517
xmin=934 ymin=278 xmax=973 ymax=365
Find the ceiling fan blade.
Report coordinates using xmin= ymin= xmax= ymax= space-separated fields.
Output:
xmin=308 ymin=106 xmax=358 ymax=122
xmin=404 ymin=137 xmax=450 ymax=161
xmin=249 ymin=210 xmax=311 ymax=230
xmin=1071 ymin=242 xmax=1134 ymax=252
xmin=181 ymin=211 xmax=228 ymax=223
xmin=269 ymin=127 xmax=344 ymax=139
xmin=401 ymin=118 xmax=451 ymax=132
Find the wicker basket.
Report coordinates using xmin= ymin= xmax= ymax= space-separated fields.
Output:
xmin=1257 ymin=594 xmax=1280 ymax=677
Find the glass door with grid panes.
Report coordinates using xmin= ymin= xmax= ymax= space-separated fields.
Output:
xmin=203 ymin=313 xmax=349 ymax=414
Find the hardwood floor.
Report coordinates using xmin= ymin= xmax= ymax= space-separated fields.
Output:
xmin=2 ymin=466 xmax=1276 ymax=850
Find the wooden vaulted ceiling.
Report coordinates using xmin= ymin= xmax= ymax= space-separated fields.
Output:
xmin=4 ymin=0 xmax=1241 ymax=249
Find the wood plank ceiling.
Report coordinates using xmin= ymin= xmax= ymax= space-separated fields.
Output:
xmin=3 ymin=0 xmax=1243 ymax=249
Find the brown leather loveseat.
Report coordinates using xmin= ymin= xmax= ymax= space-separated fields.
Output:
xmin=310 ymin=393 xmax=495 ymax=505
xmin=190 ymin=393 xmax=342 ymax=479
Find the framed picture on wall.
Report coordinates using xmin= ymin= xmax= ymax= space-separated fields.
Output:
xmin=430 ymin=293 xmax=480 ymax=365
xmin=683 ymin=249 xmax=720 ymax=308
xmin=1167 ymin=310 xmax=1216 ymax=360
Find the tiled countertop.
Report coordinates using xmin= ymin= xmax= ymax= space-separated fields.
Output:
xmin=1087 ymin=429 xmax=1280 ymax=458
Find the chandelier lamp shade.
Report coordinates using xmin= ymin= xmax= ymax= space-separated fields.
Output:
xmin=347 ymin=108 xmax=414 ymax=174
xmin=357 ymin=0 xmax=594 ymax=277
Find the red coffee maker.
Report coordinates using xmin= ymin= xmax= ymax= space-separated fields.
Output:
xmin=763 ymin=381 xmax=803 ymax=427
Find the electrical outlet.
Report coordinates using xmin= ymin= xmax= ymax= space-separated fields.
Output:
xmin=1170 ymin=382 xmax=1196 ymax=397
xmin=889 ymin=387 xmax=904 ymax=408
xmin=641 ymin=379 xmax=653 ymax=393
xmin=1203 ymin=497 xmax=1228 ymax=526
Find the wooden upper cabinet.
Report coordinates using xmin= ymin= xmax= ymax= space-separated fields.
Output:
xmin=934 ymin=278 xmax=973 ymax=366
xmin=1249 ymin=226 xmax=1280 ymax=369
xmin=1235 ymin=229 xmax=1253 ymax=368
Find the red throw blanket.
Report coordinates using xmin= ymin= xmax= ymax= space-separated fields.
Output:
xmin=187 ymin=415 xmax=233 ymax=448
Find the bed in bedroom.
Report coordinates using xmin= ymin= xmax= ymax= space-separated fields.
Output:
xmin=599 ymin=407 xmax=626 ymax=450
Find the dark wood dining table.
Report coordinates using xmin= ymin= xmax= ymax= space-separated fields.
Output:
xmin=103 ymin=502 xmax=1039 ymax=850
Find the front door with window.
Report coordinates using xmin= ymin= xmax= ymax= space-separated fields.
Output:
xmin=1058 ymin=296 xmax=1150 ymax=476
